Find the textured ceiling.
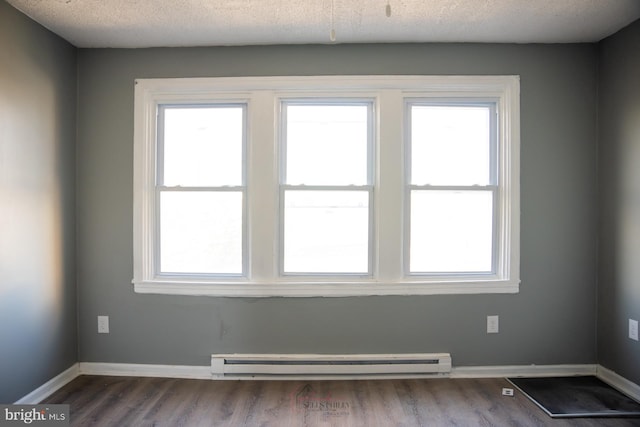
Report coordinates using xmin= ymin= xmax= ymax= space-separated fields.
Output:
xmin=7 ymin=0 xmax=640 ymax=48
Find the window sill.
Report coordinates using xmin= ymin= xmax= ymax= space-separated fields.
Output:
xmin=132 ymin=279 xmax=520 ymax=297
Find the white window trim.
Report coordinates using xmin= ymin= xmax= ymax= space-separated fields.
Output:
xmin=133 ymin=75 xmax=520 ymax=297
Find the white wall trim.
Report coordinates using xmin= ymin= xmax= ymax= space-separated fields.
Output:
xmin=78 ymin=362 xmax=599 ymax=381
xmin=17 ymin=362 xmax=639 ymax=403
xmin=596 ymin=365 xmax=640 ymax=403
xmin=451 ymin=364 xmax=597 ymax=378
xmin=78 ymin=362 xmax=212 ymax=379
xmin=14 ymin=363 xmax=80 ymax=404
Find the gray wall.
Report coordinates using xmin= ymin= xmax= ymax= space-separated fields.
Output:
xmin=77 ymin=44 xmax=599 ymax=367
xmin=598 ymin=19 xmax=640 ymax=384
xmin=0 ymin=2 xmax=77 ymax=403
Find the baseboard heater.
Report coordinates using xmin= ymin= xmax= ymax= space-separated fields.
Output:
xmin=211 ymin=353 xmax=451 ymax=379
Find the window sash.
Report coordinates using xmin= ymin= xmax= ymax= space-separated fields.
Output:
xmin=406 ymin=186 xmax=498 ymax=276
xmin=157 ymin=104 xmax=246 ymax=187
xmin=279 ymin=186 xmax=374 ymax=277
xmin=279 ymin=100 xmax=375 ymax=277
xmin=407 ymin=101 xmax=497 ymax=187
xmin=155 ymin=186 xmax=246 ymax=276
xmin=404 ymin=100 xmax=500 ymax=278
xmin=279 ymin=99 xmax=375 ymax=186
xmin=155 ymin=103 xmax=248 ymax=278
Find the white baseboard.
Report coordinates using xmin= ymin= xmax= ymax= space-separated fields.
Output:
xmin=17 ymin=361 xmax=640 ymax=405
xmin=596 ymin=365 xmax=640 ymax=403
xmin=451 ymin=364 xmax=597 ymax=378
xmin=79 ymin=362 xmax=212 ymax=379
xmin=78 ymin=362 xmax=598 ymax=381
xmin=14 ymin=363 xmax=80 ymax=404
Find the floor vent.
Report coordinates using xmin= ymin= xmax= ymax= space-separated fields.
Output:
xmin=211 ymin=353 xmax=451 ymax=379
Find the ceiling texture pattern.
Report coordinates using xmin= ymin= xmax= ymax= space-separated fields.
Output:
xmin=7 ymin=0 xmax=640 ymax=48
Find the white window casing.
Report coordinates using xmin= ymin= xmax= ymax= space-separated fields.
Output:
xmin=133 ymin=76 xmax=520 ymax=297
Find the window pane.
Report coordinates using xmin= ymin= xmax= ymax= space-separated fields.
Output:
xmin=410 ymin=190 xmax=493 ymax=273
xmin=160 ymin=191 xmax=242 ymax=274
xmin=163 ymin=107 xmax=243 ymax=186
xmin=286 ymin=104 xmax=369 ymax=185
xmin=411 ymin=105 xmax=491 ymax=186
xmin=284 ymin=191 xmax=369 ymax=274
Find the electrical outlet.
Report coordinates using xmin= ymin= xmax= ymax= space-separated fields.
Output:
xmin=502 ymin=388 xmax=514 ymax=396
xmin=487 ymin=315 xmax=499 ymax=334
xmin=630 ymin=319 xmax=638 ymax=341
xmin=98 ymin=315 xmax=109 ymax=334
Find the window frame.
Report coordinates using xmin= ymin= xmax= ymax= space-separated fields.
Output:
xmin=133 ymin=75 xmax=520 ymax=297
xmin=279 ymin=99 xmax=376 ymax=278
xmin=155 ymin=103 xmax=248 ymax=278
xmin=404 ymin=99 xmax=500 ymax=279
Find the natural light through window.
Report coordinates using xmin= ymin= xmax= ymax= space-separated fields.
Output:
xmin=158 ymin=105 xmax=245 ymax=275
xmin=133 ymin=76 xmax=520 ymax=297
xmin=282 ymin=103 xmax=372 ymax=275
xmin=408 ymin=104 xmax=496 ymax=274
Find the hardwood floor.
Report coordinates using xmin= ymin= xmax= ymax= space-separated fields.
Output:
xmin=43 ymin=376 xmax=640 ymax=426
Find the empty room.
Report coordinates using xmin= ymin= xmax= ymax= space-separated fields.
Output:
xmin=1 ymin=0 xmax=640 ymax=425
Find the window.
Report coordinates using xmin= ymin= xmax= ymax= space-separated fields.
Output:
xmin=158 ymin=105 xmax=246 ymax=276
xmin=281 ymin=102 xmax=373 ymax=275
xmin=407 ymin=102 xmax=496 ymax=275
xmin=133 ymin=76 xmax=520 ymax=296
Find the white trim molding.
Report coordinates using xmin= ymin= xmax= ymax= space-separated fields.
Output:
xmin=597 ymin=365 xmax=640 ymax=403
xmin=78 ymin=362 xmax=212 ymax=380
xmin=77 ymin=362 xmax=600 ymax=382
xmin=14 ymin=364 xmax=80 ymax=404
xmin=133 ymin=75 xmax=521 ymax=297
xmin=451 ymin=364 xmax=597 ymax=379
xmin=17 ymin=362 xmax=640 ymax=404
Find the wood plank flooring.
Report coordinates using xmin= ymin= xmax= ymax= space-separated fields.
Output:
xmin=43 ymin=376 xmax=640 ymax=426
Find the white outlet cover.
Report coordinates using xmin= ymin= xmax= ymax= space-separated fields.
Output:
xmin=630 ymin=319 xmax=639 ymax=341
xmin=98 ymin=315 xmax=110 ymax=334
xmin=487 ymin=315 xmax=499 ymax=334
